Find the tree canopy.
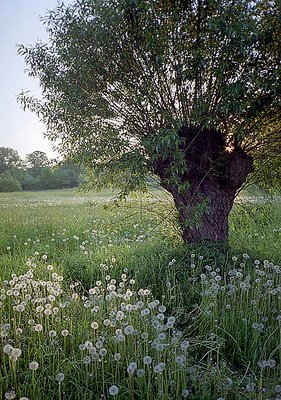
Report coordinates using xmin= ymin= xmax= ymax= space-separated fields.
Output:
xmin=0 ymin=147 xmax=21 ymax=174
xmin=18 ymin=0 xmax=281 ymax=242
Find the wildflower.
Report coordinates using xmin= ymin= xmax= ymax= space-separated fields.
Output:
xmin=124 ymin=325 xmax=134 ymax=335
xmin=143 ymin=356 xmax=152 ymax=365
xmin=175 ymin=355 xmax=185 ymax=365
xmin=49 ymin=330 xmax=57 ymax=338
xmin=16 ymin=304 xmax=25 ymax=312
xmin=181 ymin=340 xmax=190 ymax=351
xmin=29 ymin=361 xmax=39 ymax=370
xmin=258 ymin=360 xmax=268 ymax=368
xmin=155 ymin=362 xmax=165 ymax=372
xmin=91 ymin=321 xmax=99 ymax=330
xmin=275 ymin=385 xmax=281 ymax=393
xmin=83 ymin=356 xmax=91 ymax=365
xmin=11 ymin=348 xmax=22 ymax=360
xmin=130 ymin=365 xmax=141 ymax=378
xmin=114 ymin=353 xmax=121 ymax=361
xmin=3 ymin=344 xmax=13 ymax=355
xmin=5 ymin=390 xmax=16 ymax=400
xmin=141 ymin=308 xmax=150 ymax=316
xmin=34 ymin=324 xmax=43 ymax=332
xmin=127 ymin=362 xmax=137 ymax=373
xmin=56 ymin=373 xmax=65 ymax=382
xmin=182 ymin=388 xmax=190 ymax=398
xmin=99 ymin=348 xmax=107 ymax=357
xmin=268 ymin=359 xmax=276 ymax=368
xmin=246 ymin=383 xmax=256 ymax=392
xmin=108 ymin=385 xmax=119 ymax=396
xmin=61 ymin=329 xmax=69 ymax=337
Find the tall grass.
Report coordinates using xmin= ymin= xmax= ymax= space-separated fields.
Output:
xmin=0 ymin=189 xmax=280 ymax=399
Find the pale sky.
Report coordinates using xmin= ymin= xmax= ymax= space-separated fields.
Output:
xmin=0 ymin=0 xmax=71 ymax=160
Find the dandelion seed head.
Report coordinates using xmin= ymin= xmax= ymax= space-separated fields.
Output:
xmin=108 ymin=385 xmax=119 ymax=396
xmin=137 ymin=368 xmax=145 ymax=377
xmin=5 ymin=390 xmax=16 ymax=400
xmin=83 ymin=356 xmax=91 ymax=365
xmin=29 ymin=361 xmax=39 ymax=370
xmin=56 ymin=372 xmax=65 ymax=382
xmin=34 ymin=324 xmax=43 ymax=332
xmin=182 ymin=388 xmax=190 ymax=398
xmin=3 ymin=344 xmax=13 ymax=355
xmin=91 ymin=321 xmax=99 ymax=330
xmin=246 ymin=383 xmax=256 ymax=392
xmin=124 ymin=325 xmax=134 ymax=335
xmin=143 ymin=356 xmax=152 ymax=365
xmin=114 ymin=352 xmax=121 ymax=361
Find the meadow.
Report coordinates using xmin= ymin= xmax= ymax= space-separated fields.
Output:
xmin=0 ymin=188 xmax=280 ymax=400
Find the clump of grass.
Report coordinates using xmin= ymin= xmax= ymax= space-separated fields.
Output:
xmin=0 ymin=190 xmax=280 ymax=399
xmin=0 ymin=259 xmax=223 ymax=399
xmin=1 ymin=253 xmax=280 ymax=399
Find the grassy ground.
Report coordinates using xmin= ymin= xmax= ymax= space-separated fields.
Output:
xmin=0 ymin=188 xmax=280 ymax=399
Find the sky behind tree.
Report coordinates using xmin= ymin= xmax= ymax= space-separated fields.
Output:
xmin=0 ymin=0 xmax=70 ymax=159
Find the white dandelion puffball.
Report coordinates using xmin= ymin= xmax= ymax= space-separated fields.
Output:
xmin=109 ymin=385 xmax=119 ymax=396
xmin=56 ymin=372 xmax=65 ymax=382
xmin=29 ymin=361 xmax=39 ymax=370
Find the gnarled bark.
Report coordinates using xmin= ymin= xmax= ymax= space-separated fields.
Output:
xmin=155 ymin=125 xmax=254 ymax=243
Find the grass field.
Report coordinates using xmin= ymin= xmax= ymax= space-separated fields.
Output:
xmin=0 ymin=188 xmax=280 ymax=399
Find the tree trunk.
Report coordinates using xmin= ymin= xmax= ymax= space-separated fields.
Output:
xmin=169 ymin=178 xmax=237 ymax=242
xmin=155 ymin=125 xmax=254 ymax=243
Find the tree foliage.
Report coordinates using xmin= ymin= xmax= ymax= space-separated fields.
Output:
xmin=26 ymin=150 xmax=50 ymax=170
xmin=0 ymin=147 xmax=21 ymax=174
xmin=0 ymin=147 xmax=83 ymax=192
xmin=17 ymin=0 xmax=281 ymax=241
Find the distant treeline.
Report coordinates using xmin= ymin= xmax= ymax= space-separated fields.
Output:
xmin=0 ymin=147 xmax=84 ymax=192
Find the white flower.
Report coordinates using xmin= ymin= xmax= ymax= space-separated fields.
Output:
xmin=3 ymin=344 xmax=13 ymax=355
xmin=182 ymin=388 xmax=190 ymax=398
xmin=16 ymin=304 xmax=25 ymax=312
xmin=11 ymin=348 xmax=22 ymax=358
xmin=155 ymin=362 xmax=165 ymax=372
xmin=5 ymin=390 xmax=16 ymax=400
xmin=108 ymin=385 xmax=119 ymax=396
xmin=181 ymin=340 xmax=190 ymax=351
xmin=143 ymin=356 xmax=152 ymax=365
xmin=99 ymin=348 xmax=107 ymax=357
xmin=56 ymin=373 xmax=65 ymax=382
xmin=61 ymin=329 xmax=69 ymax=337
xmin=167 ymin=316 xmax=176 ymax=325
xmin=127 ymin=362 xmax=137 ymax=374
xmin=34 ymin=324 xmax=43 ymax=332
xmin=137 ymin=368 xmax=145 ymax=377
xmin=83 ymin=356 xmax=91 ymax=364
xmin=114 ymin=352 xmax=121 ymax=361
xmin=29 ymin=361 xmax=39 ymax=370
xmin=246 ymin=383 xmax=256 ymax=392
xmin=124 ymin=325 xmax=134 ymax=335
xmin=91 ymin=321 xmax=98 ymax=330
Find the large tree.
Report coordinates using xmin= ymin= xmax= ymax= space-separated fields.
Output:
xmin=18 ymin=0 xmax=281 ymax=242
xmin=25 ymin=151 xmax=50 ymax=174
xmin=0 ymin=147 xmax=21 ymax=174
